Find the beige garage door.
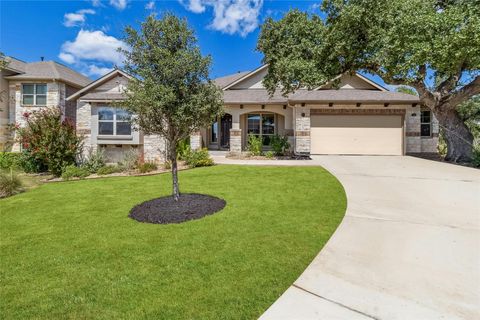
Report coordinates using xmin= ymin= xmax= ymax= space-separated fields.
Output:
xmin=311 ymin=115 xmax=403 ymax=155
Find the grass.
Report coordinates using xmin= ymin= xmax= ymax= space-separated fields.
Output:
xmin=0 ymin=165 xmax=346 ymax=319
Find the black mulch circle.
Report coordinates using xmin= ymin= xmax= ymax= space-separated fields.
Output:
xmin=129 ymin=193 xmax=226 ymax=224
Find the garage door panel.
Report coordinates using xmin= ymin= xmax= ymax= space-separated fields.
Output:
xmin=311 ymin=115 xmax=403 ymax=155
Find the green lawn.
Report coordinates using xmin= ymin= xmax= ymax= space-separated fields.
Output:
xmin=0 ymin=165 xmax=346 ymax=319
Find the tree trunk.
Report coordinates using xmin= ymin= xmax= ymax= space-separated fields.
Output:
xmin=169 ymin=145 xmax=180 ymax=201
xmin=434 ymin=107 xmax=474 ymax=163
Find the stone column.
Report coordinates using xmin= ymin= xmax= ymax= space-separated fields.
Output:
xmin=294 ymin=106 xmax=311 ymax=154
xmin=229 ymin=112 xmax=241 ymax=153
xmin=405 ymin=108 xmax=421 ymax=153
xmin=190 ymin=131 xmax=202 ymax=150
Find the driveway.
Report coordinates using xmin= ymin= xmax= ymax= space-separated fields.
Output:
xmin=256 ymin=156 xmax=480 ymax=319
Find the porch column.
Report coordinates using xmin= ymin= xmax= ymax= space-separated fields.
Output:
xmin=229 ymin=112 xmax=241 ymax=154
xmin=295 ymin=105 xmax=311 ymax=154
xmin=190 ymin=131 xmax=202 ymax=150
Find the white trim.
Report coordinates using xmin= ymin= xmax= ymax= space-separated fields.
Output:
xmin=222 ymin=64 xmax=269 ymax=91
xmin=66 ymin=69 xmax=132 ymax=101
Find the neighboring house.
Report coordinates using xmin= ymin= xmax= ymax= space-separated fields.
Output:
xmin=0 ymin=56 xmax=91 ymax=150
xmin=68 ymin=65 xmax=438 ymax=163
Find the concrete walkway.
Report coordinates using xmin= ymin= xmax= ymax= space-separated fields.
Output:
xmin=213 ymin=154 xmax=480 ymax=319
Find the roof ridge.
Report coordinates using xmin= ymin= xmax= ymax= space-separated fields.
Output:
xmin=48 ymin=61 xmax=61 ymax=79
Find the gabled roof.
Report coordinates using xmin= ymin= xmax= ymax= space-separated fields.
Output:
xmin=221 ymin=64 xmax=269 ymax=91
xmin=66 ymin=69 xmax=132 ymax=101
xmin=214 ymin=71 xmax=250 ymax=89
xmin=4 ymin=59 xmax=91 ymax=87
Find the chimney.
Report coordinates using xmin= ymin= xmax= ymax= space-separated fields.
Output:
xmin=40 ymin=56 xmax=44 ymax=61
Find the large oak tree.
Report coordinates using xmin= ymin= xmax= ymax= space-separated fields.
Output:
xmin=257 ymin=0 xmax=480 ymax=162
xmin=121 ymin=14 xmax=223 ymax=200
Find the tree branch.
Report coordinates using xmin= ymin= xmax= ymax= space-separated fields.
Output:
xmin=437 ymin=61 xmax=466 ymax=96
xmin=447 ymin=76 xmax=480 ymax=108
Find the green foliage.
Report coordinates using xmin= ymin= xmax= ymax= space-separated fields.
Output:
xmin=177 ymin=138 xmax=191 ymax=161
xmin=121 ymin=14 xmax=224 ymax=198
xmin=184 ymin=148 xmax=214 ymax=168
xmin=472 ymin=147 xmax=480 ymax=168
xmin=247 ymin=134 xmax=263 ymax=156
xmin=396 ymin=86 xmax=418 ymax=96
xmin=15 ymin=108 xmax=83 ymax=176
xmin=96 ymin=165 xmax=123 ymax=176
xmin=138 ymin=162 xmax=158 ymax=173
xmin=269 ymin=134 xmax=290 ymax=155
xmin=163 ymin=161 xmax=171 ymax=170
xmin=257 ymin=0 xmax=480 ymax=161
xmin=61 ymin=165 xmax=90 ymax=181
xmin=458 ymin=95 xmax=480 ymax=140
xmin=0 ymin=169 xmax=23 ymax=198
xmin=118 ymin=148 xmax=140 ymax=171
xmin=81 ymin=147 xmax=106 ymax=173
xmin=265 ymin=151 xmax=275 ymax=159
xmin=0 ymin=152 xmax=21 ymax=170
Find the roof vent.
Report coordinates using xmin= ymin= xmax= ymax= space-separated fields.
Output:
xmin=40 ymin=56 xmax=44 ymax=61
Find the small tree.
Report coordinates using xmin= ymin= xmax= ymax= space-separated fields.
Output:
xmin=15 ymin=108 xmax=83 ymax=176
xmin=121 ymin=14 xmax=223 ymax=201
xmin=257 ymin=0 xmax=480 ymax=162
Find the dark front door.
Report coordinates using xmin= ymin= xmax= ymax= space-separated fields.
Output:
xmin=220 ymin=114 xmax=232 ymax=149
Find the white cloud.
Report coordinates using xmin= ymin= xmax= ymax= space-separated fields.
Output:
xmin=145 ymin=1 xmax=155 ymax=10
xmin=180 ymin=0 xmax=263 ymax=37
xmin=63 ymin=9 xmax=95 ymax=27
xmin=110 ymin=0 xmax=128 ymax=10
xmin=86 ymin=64 xmax=114 ymax=77
xmin=59 ymin=29 xmax=127 ymax=65
xmin=91 ymin=0 xmax=102 ymax=7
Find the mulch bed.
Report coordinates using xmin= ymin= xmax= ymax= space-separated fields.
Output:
xmin=129 ymin=193 xmax=226 ymax=224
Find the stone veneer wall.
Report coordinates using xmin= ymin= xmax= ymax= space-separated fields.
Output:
xmin=229 ymin=129 xmax=242 ymax=153
xmin=190 ymin=132 xmax=202 ymax=150
xmin=294 ymin=106 xmax=311 ymax=153
xmin=76 ymin=100 xmax=93 ymax=159
xmin=143 ymin=134 xmax=167 ymax=163
xmin=293 ymin=104 xmax=439 ymax=155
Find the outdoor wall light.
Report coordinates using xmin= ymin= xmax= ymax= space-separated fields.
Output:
xmin=301 ymin=103 xmax=305 ymax=107
xmin=283 ymin=104 xmax=287 ymax=109
xmin=412 ymin=113 xmax=417 ymax=117
xmin=412 ymin=103 xmax=418 ymax=108
xmin=384 ymin=103 xmax=390 ymax=107
xmin=240 ymin=104 xmax=244 ymax=109
xmin=356 ymin=103 xmax=362 ymax=107
xmin=301 ymin=112 xmax=306 ymax=117
xmin=261 ymin=104 xmax=265 ymax=109
xmin=329 ymin=102 xmax=334 ymax=107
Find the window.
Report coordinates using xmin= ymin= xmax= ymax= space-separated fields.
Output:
xmin=420 ymin=109 xmax=432 ymax=137
xmin=98 ymin=107 xmax=132 ymax=136
xmin=247 ymin=113 xmax=275 ymax=146
xmin=22 ymin=84 xmax=47 ymax=105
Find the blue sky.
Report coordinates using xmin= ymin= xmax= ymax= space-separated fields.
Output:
xmin=1 ymin=0 xmax=317 ymax=78
xmin=1 ymin=0 xmax=387 ymax=86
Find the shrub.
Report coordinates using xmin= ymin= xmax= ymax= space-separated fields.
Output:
xmin=81 ymin=147 xmax=106 ymax=173
xmin=265 ymin=151 xmax=275 ymax=159
xmin=472 ymin=146 xmax=480 ymax=168
xmin=0 ymin=170 xmax=23 ymax=198
xmin=247 ymin=134 xmax=263 ymax=156
xmin=163 ymin=161 xmax=171 ymax=170
xmin=15 ymin=108 xmax=83 ymax=176
xmin=269 ymin=134 xmax=290 ymax=155
xmin=138 ymin=162 xmax=158 ymax=173
xmin=97 ymin=165 xmax=122 ymax=175
xmin=61 ymin=165 xmax=90 ymax=181
xmin=0 ymin=152 xmax=21 ymax=170
xmin=184 ymin=148 xmax=214 ymax=168
xmin=177 ymin=138 xmax=191 ymax=161
xmin=118 ymin=148 xmax=140 ymax=171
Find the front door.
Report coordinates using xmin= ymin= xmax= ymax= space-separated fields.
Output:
xmin=220 ymin=114 xmax=232 ymax=149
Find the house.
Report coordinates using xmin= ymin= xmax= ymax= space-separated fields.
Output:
xmin=67 ymin=65 xmax=438 ymax=162
xmin=0 ymin=56 xmax=91 ymax=150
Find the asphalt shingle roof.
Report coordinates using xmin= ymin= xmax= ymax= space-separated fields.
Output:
xmin=4 ymin=59 xmax=91 ymax=87
xmin=213 ymin=71 xmax=250 ymax=89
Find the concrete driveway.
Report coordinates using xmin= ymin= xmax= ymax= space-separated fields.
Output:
xmin=259 ymin=156 xmax=480 ymax=320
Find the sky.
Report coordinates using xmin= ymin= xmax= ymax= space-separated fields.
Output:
xmin=0 ymin=0 xmax=387 ymax=86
